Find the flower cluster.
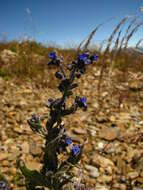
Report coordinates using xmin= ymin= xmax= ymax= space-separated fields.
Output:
xmin=19 ymin=50 xmax=99 ymax=190
xmin=78 ymin=53 xmax=98 ymax=64
xmin=66 ymin=52 xmax=98 ymax=78
xmin=48 ymin=51 xmax=63 ymax=67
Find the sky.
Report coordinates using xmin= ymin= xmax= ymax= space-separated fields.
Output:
xmin=0 ymin=0 xmax=143 ymax=47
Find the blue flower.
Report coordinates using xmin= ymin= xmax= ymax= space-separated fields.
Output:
xmin=78 ymin=53 xmax=98 ymax=65
xmin=80 ymin=97 xmax=88 ymax=109
xmin=84 ymin=59 xmax=91 ymax=65
xmin=80 ymin=97 xmax=86 ymax=103
xmin=65 ymin=137 xmax=72 ymax=145
xmin=78 ymin=53 xmax=89 ymax=61
xmin=72 ymin=145 xmax=81 ymax=155
xmin=49 ymin=52 xmax=56 ymax=59
xmin=91 ymin=54 xmax=99 ymax=61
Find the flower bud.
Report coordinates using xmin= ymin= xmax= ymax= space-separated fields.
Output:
xmin=55 ymin=71 xmax=63 ymax=79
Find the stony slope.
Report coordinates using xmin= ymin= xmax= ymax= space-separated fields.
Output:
xmin=0 ymin=66 xmax=143 ymax=190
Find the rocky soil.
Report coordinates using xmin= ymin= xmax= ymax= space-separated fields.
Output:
xmin=0 ymin=65 xmax=143 ymax=190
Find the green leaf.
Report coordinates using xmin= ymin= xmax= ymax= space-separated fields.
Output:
xmin=17 ymin=159 xmax=50 ymax=188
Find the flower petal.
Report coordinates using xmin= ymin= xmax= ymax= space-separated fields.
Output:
xmin=49 ymin=52 xmax=56 ymax=59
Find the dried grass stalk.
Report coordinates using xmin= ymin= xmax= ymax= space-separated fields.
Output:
xmin=108 ymin=30 xmax=122 ymax=79
xmin=83 ymin=25 xmax=103 ymax=51
xmin=113 ymin=30 xmax=122 ymax=52
xmin=104 ymin=17 xmax=128 ymax=54
xmin=118 ymin=17 xmax=137 ymax=54
xmin=124 ymin=22 xmax=143 ymax=50
xmin=97 ymin=17 xmax=128 ymax=101
xmin=135 ymin=38 xmax=143 ymax=48
xmin=77 ymin=17 xmax=115 ymax=52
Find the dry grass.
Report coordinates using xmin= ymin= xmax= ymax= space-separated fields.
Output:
xmin=0 ymin=16 xmax=143 ymax=87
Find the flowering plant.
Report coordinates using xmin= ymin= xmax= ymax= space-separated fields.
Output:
xmin=17 ymin=51 xmax=98 ymax=190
